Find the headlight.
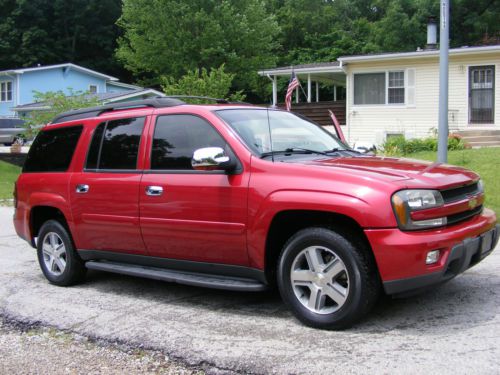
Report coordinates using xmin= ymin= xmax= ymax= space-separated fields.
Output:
xmin=391 ymin=189 xmax=446 ymax=230
xmin=477 ymin=179 xmax=484 ymax=194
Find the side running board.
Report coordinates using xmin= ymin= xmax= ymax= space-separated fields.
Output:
xmin=85 ymin=261 xmax=268 ymax=292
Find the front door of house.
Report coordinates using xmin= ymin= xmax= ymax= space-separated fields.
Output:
xmin=469 ymin=65 xmax=495 ymax=124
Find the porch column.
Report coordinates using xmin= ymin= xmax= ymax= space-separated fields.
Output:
xmin=307 ymin=74 xmax=311 ymax=103
xmin=295 ymin=86 xmax=299 ymax=103
xmin=316 ymin=82 xmax=319 ymax=102
xmin=333 ymin=85 xmax=337 ymax=101
xmin=272 ymin=76 xmax=277 ymax=107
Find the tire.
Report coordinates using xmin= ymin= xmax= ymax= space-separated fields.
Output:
xmin=37 ymin=220 xmax=86 ymax=286
xmin=277 ymin=227 xmax=380 ymax=329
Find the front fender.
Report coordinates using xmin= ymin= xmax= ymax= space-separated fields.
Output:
xmin=247 ymin=189 xmax=396 ymax=269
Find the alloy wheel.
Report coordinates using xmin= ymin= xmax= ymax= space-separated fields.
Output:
xmin=290 ymin=246 xmax=350 ymax=314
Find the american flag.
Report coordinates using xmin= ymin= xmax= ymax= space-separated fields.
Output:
xmin=285 ymin=72 xmax=300 ymax=111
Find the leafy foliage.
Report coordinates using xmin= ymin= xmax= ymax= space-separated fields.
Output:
xmin=23 ymin=90 xmax=100 ymax=136
xmin=0 ymin=0 xmax=128 ymax=80
xmin=0 ymin=0 xmax=498 ymax=101
xmin=117 ymin=0 xmax=280 ymax=96
xmin=161 ymin=65 xmax=245 ymax=103
xmin=382 ymin=134 xmax=467 ymax=156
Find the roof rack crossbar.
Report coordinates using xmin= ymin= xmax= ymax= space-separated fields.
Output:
xmin=50 ymin=97 xmax=185 ymax=124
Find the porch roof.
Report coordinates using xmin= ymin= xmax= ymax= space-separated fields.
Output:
xmin=258 ymin=61 xmax=346 ymax=87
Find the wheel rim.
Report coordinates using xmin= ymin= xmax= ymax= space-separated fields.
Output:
xmin=42 ymin=232 xmax=67 ymax=276
xmin=290 ymin=246 xmax=350 ymax=314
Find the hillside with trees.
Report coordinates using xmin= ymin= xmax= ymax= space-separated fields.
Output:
xmin=0 ymin=0 xmax=498 ymax=101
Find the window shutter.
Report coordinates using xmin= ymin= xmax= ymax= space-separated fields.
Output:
xmin=406 ymin=68 xmax=416 ymax=106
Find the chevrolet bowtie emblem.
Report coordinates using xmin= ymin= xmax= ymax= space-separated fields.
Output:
xmin=468 ymin=198 xmax=477 ymax=209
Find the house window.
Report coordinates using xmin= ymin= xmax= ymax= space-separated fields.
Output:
xmin=354 ymin=73 xmax=385 ymax=105
xmin=388 ymin=71 xmax=405 ymax=104
xmin=0 ymin=81 xmax=13 ymax=102
xmin=353 ymin=71 xmax=407 ymax=105
xmin=89 ymin=85 xmax=98 ymax=94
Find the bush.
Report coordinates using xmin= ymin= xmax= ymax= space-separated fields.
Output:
xmin=161 ymin=64 xmax=245 ymax=103
xmin=382 ymin=134 xmax=466 ymax=156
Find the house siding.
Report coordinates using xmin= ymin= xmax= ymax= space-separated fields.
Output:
xmin=18 ymin=68 xmax=107 ymax=104
xmin=345 ymin=51 xmax=500 ymax=145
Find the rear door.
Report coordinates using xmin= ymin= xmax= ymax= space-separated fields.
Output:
xmin=139 ymin=113 xmax=249 ymax=265
xmin=69 ymin=116 xmax=147 ymax=254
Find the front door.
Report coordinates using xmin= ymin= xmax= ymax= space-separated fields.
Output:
xmin=469 ymin=65 xmax=495 ymax=124
xmin=70 ymin=116 xmax=147 ymax=254
xmin=139 ymin=114 xmax=249 ymax=266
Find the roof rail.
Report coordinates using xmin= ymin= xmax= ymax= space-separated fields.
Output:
xmin=164 ymin=95 xmax=229 ymax=104
xmin=50 ymin=97 xmax=185 ymax=124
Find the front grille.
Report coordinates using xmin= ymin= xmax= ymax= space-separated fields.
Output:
xmin=447 ymin=205 xmax=483 ymax=225
xmin=440 ymin=182 xmax=482 ymax=226
xmin=441 ymin=182 xmax=479 ymax=203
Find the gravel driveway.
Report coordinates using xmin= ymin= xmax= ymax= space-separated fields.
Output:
xmin=1 ymin=206 xmax=499 ymax=374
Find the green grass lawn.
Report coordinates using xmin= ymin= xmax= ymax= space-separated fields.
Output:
xmin=400 ymin=148 xmax=499 ymax=214
xmin=0 ymin=148 xmax=498 ymax=213
xmin=0 ymin=160 xmax=21 ymax=201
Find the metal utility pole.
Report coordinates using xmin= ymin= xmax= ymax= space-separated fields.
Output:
xmin=438 ymin=0 xmax=449 ymax=163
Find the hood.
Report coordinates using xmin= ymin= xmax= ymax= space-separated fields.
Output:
xmin=300 ymin=155 xmax=479 ymax=189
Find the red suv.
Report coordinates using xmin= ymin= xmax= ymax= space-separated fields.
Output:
xmin=13 ymin=98 xmax=499 ymax=329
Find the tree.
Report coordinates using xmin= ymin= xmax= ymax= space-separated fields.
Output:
xmin=23 ymin=90 xmax=101 ymax=136
xmin=116 ymin=0 xmax=281 ymax=96
xmin=0 ymin=0 xmax=128 ymax=80
xmin=161 ymin=65 xmax=245 ymax=103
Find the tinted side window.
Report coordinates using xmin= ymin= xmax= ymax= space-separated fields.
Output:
xmin=23 ymin=126 xmax=83 ymax=172
xmin=85 ymin=122 xmax=105 ymax=169
xmin=85 ymin=117 xmax=145 ymax=170
xmin=151 ymin=115 xmax=226 ymax=170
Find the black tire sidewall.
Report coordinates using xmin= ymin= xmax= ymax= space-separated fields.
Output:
xmin=37 ymin=220 xmax=83 ymax=286
xmin=277 ymin=228 xmax=368 ymax=329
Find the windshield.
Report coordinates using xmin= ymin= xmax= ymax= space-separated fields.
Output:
xmin=216 ymin=109 xmax=346 ymax=156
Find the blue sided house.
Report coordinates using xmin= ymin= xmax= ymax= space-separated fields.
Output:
xmin=0 ymin=63 xmax=164 ymax=120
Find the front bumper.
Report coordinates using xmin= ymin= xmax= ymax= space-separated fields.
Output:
xmin=365 ymin=208 xmax=498 ymax=295
xmin=383 ymin=224 xmax=498 ymax=295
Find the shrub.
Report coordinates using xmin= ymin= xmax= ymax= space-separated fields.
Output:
xmin=382 ymin=134 xmax=466 ymax=156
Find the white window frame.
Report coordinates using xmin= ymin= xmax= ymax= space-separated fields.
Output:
xmin=0 ymin=80 xmax=13 ymax=102
xmin=352 ymin=69 xmax=415 ymax=108
xmin=387 ymin=71 xmax=405 ymax=105
xmin=88 ymin=84 xmax=98 ymax=94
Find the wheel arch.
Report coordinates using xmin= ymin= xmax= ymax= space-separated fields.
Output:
xmin=29 ymin=205 xmax=72 ymax=247
xmin=263 ymin=209 xmax=378 ymax=287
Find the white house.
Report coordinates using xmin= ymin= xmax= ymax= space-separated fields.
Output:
xmin=340 ymin=45 xmax=499 ymax=146
xmin=258 ymin=44 xmax=500 ymax=148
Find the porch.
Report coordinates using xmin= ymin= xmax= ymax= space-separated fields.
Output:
xmin=258 ymin=62 xmax=347 ymax=125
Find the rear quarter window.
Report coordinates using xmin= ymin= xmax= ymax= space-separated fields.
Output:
xmin=23 ymin=125 xmax=83 ymax=172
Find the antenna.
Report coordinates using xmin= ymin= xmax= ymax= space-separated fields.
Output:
xmin=266 ymin=107 xmax=274 ymax=162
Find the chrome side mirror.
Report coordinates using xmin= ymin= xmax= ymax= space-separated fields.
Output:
xmin=191 ymin=147 xmax=235 ymax=171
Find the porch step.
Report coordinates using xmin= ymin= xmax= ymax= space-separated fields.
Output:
xmin=456 ymin=129 xmax=500 ymax=148
xmin=468 ymin=141 xmax=500 ymax=148
xmin=456 ymin=129 xmax=500 ymax=137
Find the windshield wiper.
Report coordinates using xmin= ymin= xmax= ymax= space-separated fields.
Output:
xmin=261 ymin=147 xmax=329 ymax=158
xmin=323 ymin=148 xmax=361 ymax=155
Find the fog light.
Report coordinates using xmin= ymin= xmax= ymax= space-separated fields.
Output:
xmin=426 ymin=250 xmax=440 ymax=265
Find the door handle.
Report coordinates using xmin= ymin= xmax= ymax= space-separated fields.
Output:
xmin=146 ymin=185 xmax=163 ymax=196
xmin=76 ymin=184 xmax=89 ymax=194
